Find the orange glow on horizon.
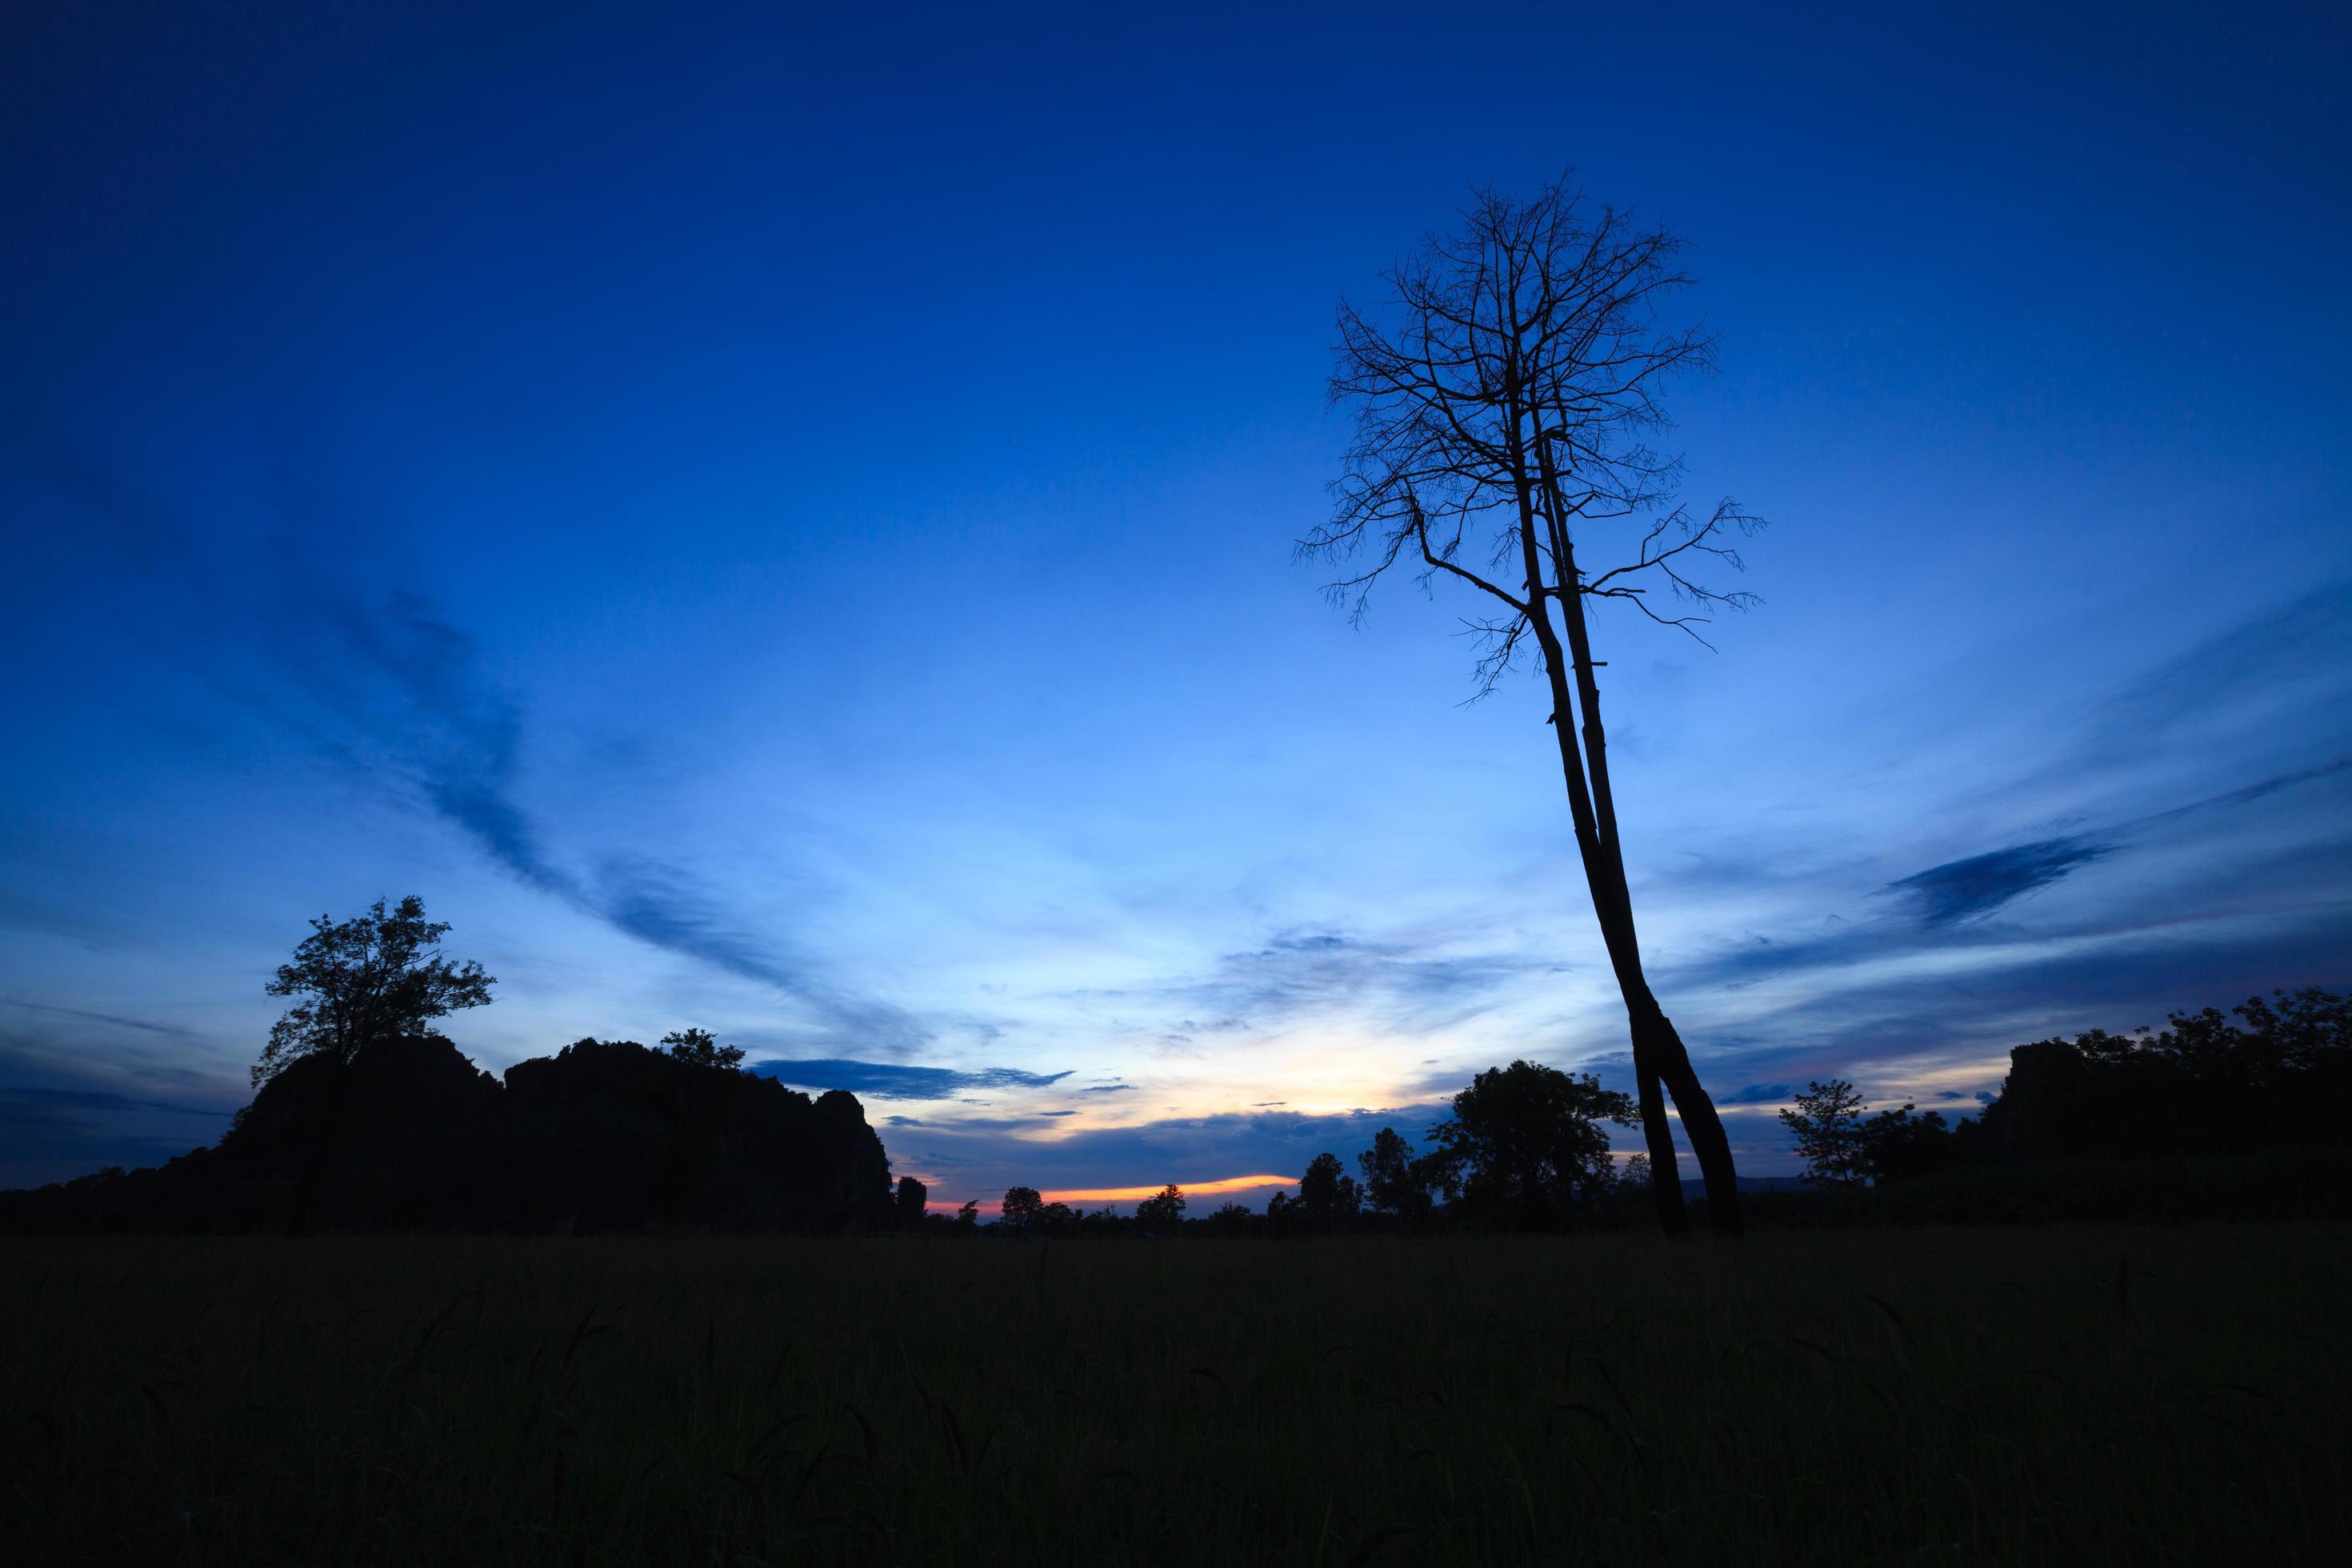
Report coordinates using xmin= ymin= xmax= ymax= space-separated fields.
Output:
xmin=922 ymin=1173 xmax=1294 ymax=1214
xmin=1044 ymin=1174 xmax=1294 ymax=1204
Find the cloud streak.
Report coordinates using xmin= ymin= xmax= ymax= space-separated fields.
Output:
xmin=750 ymin=1058 xmax=1074 ymax=1099
xmin=10 ymin=459 xmax=938 ymax=1060
xmin=0 ymin=1037 xmax=243 ymax=1189
xmin=246 ymin=547 xmax=933 ymax=1054
xmin=1 ymin=999 xmax=200 ymax=1039
xmin=1068 ymin=927 xmax=1569 ymax=1045
xmin=1889 ymin=837 xmax=2112 ymax=925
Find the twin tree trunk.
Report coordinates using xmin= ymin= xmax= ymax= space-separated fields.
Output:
xmin=1317 ymin=182 xmax=1758 ymax=1237
xmin=1517 ymin=428 xmax=1744 ymax=1240
xmin=1538 ymin=584 xmax=1744 ymax=1240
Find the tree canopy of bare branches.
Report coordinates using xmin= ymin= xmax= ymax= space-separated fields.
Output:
xmin=1306 ymin=176 xmax=1764 ymax=1238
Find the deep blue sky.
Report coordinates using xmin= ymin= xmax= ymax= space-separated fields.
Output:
xmin=4 ymin=1 xmax=2346 ymax=1201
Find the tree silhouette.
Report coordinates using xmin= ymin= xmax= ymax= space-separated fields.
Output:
xmin=1426 ymin=1060 xmax=1635 ymax=1226
xmin=1852 ymin=1103 xmax=1955 ymax=1184
xmin=1978 ymin=987 xmax=2352 ymax=1162
xmin=1358 ymin=1127 xmax=1414 ymax=1215
xmin=1308 ymin=177 xmax=1762 ymax=1236
xmin=1000 ymin=1186 xmax=1044 ymax=1231
xmin=1298 ymin=1151 xmax=1362 ymax=1225
xmin=254 ymin=895 xmax=494 ymax=1087
xmin=895 ymin=1174 xmax=928 ymax=1225
xmin=1358 ymin=1125 xmax=1457 ymax=1222
xmin=1779 ymin=1079 xmax=1869 ymax=1186
xmin=661 ymin=1027 xmax=745 ymax=1071
xmin=1134 ymin=1183 xmax=1186 ymax=1230
xmin=1780 ymin=1079 xmax=1970 ymax=1186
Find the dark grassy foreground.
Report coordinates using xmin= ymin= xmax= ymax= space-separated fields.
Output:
xmin=4 ymin=1227 xmax=2346 ymax=1565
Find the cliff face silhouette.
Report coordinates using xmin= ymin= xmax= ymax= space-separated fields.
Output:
xmin=0 ymin=1036 xmax=893 ymax=1234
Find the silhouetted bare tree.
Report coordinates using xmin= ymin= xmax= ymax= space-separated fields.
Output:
xmin=1309 ymin=176 xmax=1763 ymax=1236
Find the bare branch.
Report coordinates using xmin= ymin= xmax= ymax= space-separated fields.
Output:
xmin=1309 ymin=173 xmax=1764 ymax=684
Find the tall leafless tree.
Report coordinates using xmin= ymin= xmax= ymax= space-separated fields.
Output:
xmin=1306 ymin=177 xmax=1763 ymax=1238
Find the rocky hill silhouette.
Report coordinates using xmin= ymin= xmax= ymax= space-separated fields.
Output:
xmin=0 ymin=1035 xmax=892 ymax=1234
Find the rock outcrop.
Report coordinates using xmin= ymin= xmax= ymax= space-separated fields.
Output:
xmin=0 ymin=1035 xmax=893 ymax=1234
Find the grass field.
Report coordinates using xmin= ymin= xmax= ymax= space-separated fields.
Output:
xmin=4 ymin=1226 xmax=2345 ymax=1565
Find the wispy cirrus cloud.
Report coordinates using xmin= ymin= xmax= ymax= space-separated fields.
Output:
xmin=2054 ymin=583 xmax=2352 ymax=775
xmin=1667 ymin=749 xmax=2352 ymax=999
xmin=246 ymin=542 xmax=933 ymax=1055
xmin=1 ymin=998 xmax=201 ymax=1039
xmin=750 ymin=1058 xmax=1074 ymax=1099
xmin=0 ymin=1033 xmax=244 ymax=1189
xmin=15 ymin=451 xmax=934 ymax=1057
xmin=0 ymin=1086 xmax=235 ymax=1189
xmin=1066 ymin=926 xmax=1569 ymax=1045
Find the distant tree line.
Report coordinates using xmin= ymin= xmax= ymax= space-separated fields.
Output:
xmin=937 ymin=1060 xmax=1662 ymax=1238
xmin=933 ymin=991 xmax=2352 ymax=1236
xmin=1780 ymin=988 xmax=2351 ymax=1184
xmin=1753 ymin=988 xmax=2352 ymax=1223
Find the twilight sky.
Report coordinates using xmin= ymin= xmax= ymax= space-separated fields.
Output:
xmin=3 ymin=1 xmax=2346 ymax=1202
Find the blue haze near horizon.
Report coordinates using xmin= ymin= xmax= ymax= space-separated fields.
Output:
xmin=3 ymin=1 xmax=2347 ymax=1202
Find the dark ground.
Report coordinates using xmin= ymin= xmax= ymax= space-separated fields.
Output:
xmin=5 ymin=1224 xmax=2346 ymax=1564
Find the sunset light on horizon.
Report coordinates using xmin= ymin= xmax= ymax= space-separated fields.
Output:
xmin=928 ymin=1174 xmax=1298 ymax=1216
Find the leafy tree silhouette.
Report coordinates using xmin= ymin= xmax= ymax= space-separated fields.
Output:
xmin=895 ymin=1174 xmax=927 ymax=1225
xmin=1358 ymin=1126 xmax=1453 ymax=1222
xmin=254 ymin=895 xmax=494 ymax=1087
xmin=1426 ymin=1061 xmax=1634 ymax=1226
xmin=1298 ymin=1152 xmax=1363 ymax=1226
xmin=1616 ymin=1152 xmax=1653 ymax=1194
xmin=1000 ymin=1186 xmax=1044 ymax=1231
xmin=249 ymin=895 xmax=494 ymax=1232
xmin=1982 ymin=987 xmax=2352 ymax=1162
xmin=1780 ymin=1080 xmax=1869 ymax=1186
xmin=1134 ymin=1183 xmax=1186 ymax=1230
xmin=661 ymin=1027 xmax=745 ymax=1071
xmin=1854 ymin=1103 xmax=1955 ymax=1184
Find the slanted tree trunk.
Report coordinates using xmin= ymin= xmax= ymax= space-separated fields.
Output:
xmin=1534 ymin=637 xmax=1695 ymax=1234
xmin=1536 ymin=448 xmax=1742 ymax=1238
xmin=1498 ymin=389 xmax=1697 ymax=1238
